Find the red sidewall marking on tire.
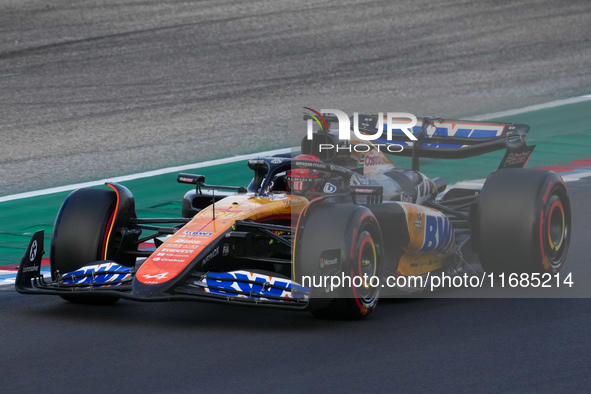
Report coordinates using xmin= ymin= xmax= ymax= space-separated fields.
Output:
xmin=539 ymin=210 xmax=549 ymax=270
xmin=350 ymin=269 xmax=369 ymax=315
xmin=101 ymin=209 xmax=116 ymax=261
xmin=542 ymin=182 xmax=553 ymax=203
xmin=104 ymin=184 xmax=121 ymax=260
xmin=358 ymin=235 xmax=376 ymax=284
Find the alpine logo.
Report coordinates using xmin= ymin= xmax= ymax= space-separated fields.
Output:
xmin=143 ymin=272 xmax=169 ymax=280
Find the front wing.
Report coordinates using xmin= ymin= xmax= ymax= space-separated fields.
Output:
xmin=16 ymin=231 xmax=310 ymax=310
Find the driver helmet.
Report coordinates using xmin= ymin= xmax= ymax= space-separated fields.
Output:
xmin=287 ymin=154 xmax=327 ymax=196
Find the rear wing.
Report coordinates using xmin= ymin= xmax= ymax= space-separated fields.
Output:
xmin=303 ymin=114 xmax=535 ymax=171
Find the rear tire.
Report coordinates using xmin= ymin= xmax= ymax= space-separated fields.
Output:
xmin=294 ymin=202 xmax=384 ymax=320
xmin=473 ymin=169 xmax=571 ymax=274
xmin=51 ymin=188 xmax=128 ymax=304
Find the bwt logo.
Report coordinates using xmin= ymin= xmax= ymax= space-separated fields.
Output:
xmin=303 ymin=108 xmax=418 ymax=142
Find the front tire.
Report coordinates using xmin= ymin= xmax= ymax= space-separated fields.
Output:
xmin=51 ymin=187 xmax=135 ymax=304
xmin=294 ymin=202 xmax=384 ymax=319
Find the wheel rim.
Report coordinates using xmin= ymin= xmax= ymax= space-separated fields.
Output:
xmin=548 ymin=200 xmax=565 ymax=251
xmin=543 ymin=194 xmax=569 ymax=270
xmin=354 ymin=228 xmax=379 ymax=302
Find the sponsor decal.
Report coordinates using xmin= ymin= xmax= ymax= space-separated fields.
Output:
xmin=203 ymin=270 xmax=308 ymax=300
xmin=323 ymin=183 xmax=337 ymax=193
xmin=270 ymin=158 xmax=284 ymax=164
xmin=294 ymin=161 xmax=326 ymax=169
xmin=159 ymin=258 xmax=189 ymax=263
xmin=504 ymin=152 xmax=530 ymax=166
xmin=201 ymin=247 xmax=220 ymax=265
xmin=420 ymin=214 xmax=454 ymax=253
xmin=319 ymin=258 xmax=338 ymax=268
xmin=61 ymin=262 xmax=131 ymax=285
xmin=400 ymin=194 xmax=413 ymax=203
xmin=363 ymin=152 xmax=382 ymax=167
xmin=162 ymin=248 xmax=192 ymax=252
xmin=178 ymin=176 xmax=198 ymax=184
xmin=29 ymin=240 xmax=38 ymax=261
xmin=499 ymin=145 xmax=536 ymax=169
xmin=319 ymin=250 xmax=340 ymax=268
xmin=157 ymin=252 xmax=191 ymax=258
xmin=183 ymin=230 xmax=214 ymax=236
xmin=413 ymin=211 xmax=423 ymax=231
xmin=410 ymin=258 xmax=439 ymax=268
xmin=222 ymin=243 xmax=230 ymax=257
xmin=22 ymin=265 xmax=39 ymax=273
xmin=174 ymin=239 xmax=202 ymax=244
xmin=358 ymin=153 xmax=365 ymax=167
xmin=175 ymin=233 xmax=211 ymax=239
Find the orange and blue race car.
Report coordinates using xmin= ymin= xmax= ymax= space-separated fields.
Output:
xmin=16 ymin=115 xmax=571 ymax=319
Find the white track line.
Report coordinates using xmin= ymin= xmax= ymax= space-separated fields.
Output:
xmin=558 ymin=170 xmax=591 ymax=182
xmin=467 ymin=95 xmax=591 ymax=121
xmin=0 ymin=147 xmax=293 ymax=203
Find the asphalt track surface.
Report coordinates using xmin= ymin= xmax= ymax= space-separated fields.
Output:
xmin=1 ymin=178 xmax=591 ymax=393
xmin=1 ymin=1 xmax=591 ymax=392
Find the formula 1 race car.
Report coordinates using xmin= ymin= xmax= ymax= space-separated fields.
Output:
xmin=16 ymin=115 xmax=571 ymax=319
